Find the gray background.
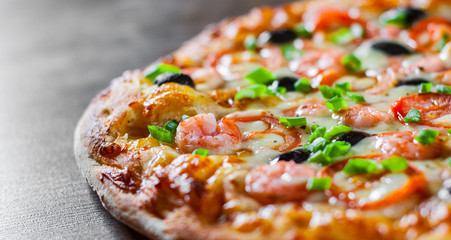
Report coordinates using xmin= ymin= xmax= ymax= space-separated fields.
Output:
xmin=0 ymin=0 xmax=291 ymax=239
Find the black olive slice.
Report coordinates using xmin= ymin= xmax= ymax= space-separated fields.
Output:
xmin=154 ymin=72 xmax=195 ymax=88
xmin=267 ymin=76 xmax=298 ymax=92
xmin=271 ymin=149 xmax=311 ymax=164
xmin=396 ymin=78 xmax=430 ymax=87
xmin=333 ymin=131 xmax=369 ymax=146
xmin=261 ymin=29 xmax=297 ymax=44
xmin=371 ymin=41 xmax=412 ymax=56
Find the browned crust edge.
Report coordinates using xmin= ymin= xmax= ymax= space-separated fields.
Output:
xmin=74 ymin=101 xmax=175 ymax=240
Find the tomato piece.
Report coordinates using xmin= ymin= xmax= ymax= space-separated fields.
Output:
xmin=375 ymin=131 xmax=443 ymax=160
xmin=392 ymin=93 xmax=451 ymax=127
xmin=304 ymin=8 xmax=367 ymax=31
xmin=407 ymin=16 xmax=451 ymax=52
xmin=320 ymin=155 xmax=427 ymax=209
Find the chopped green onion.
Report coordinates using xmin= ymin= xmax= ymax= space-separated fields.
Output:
xmin=319 ymin=85 xmax=341 ymax=99
xmin=311 ymin=124 xmax=320 ymax=132
xmin=335 ymin=82 xmax=351 ymax=94
xmin=294 ymin=24 xmax=313 ymax=38
xmin=148 ymin=125 xmax=174 ymax=144
xmin=279 ymin=116 xmax=307 ymax=127
xmin=306 ymin=137 xmax=330 ymax=153
xmin=380 ymin=8 xmax=409 ymax=27
xmin=244 ymin=35 xmax=257 ymax=51
xmin=164 ymin=120 xmax=179 ymax=134
xmin=436 ymin=34 xmax=449 ymax=51
xmin=306 ymin=177 xmax=332 ymax=190
xmin=342 ymin=54 xmax=362 ymax=73
xmin=235 ymin=84 xmax=268 ymax=101
xmin=144 ymin=63 xmax=181 ymax=81
xmin=325 ymin=95 xmax=348 ymax=112
xmin=381 ymin=156 xmax=408 ymax=172
xmin=323 ymin=141 xmax=351 ymax=158
xmin=244 ymin=67 xmax=276 ymax=84
xmin=446 ymin=157 xmax=451 ymax=167
xmin=447 ymin=129 xmax=451 ymax=135
xmin=403 ymin=108 xmax=421 ymax=123
xmin=419 ymin=83 xmax=432 ymax=94
xmin=343 ymin=158 xmax=381 ymax=174
xmin=309 ymin=126 xmax=326 ymax=143
xmin=281 ymin=44 xmax=303 ymax=60
xmin=181 ymin=115 xmax=191 ymax=121
xmin=330 ymin=27 xmax=354 ymax=45
xmin=307 ymin=151 xmax=332 ymax=165
xmin=415 ymin=129 xmax=439 ymax=145
xmin=192 ymin=148 xmax=209 ymax=156
xmin=324 ymin=125 xmax=353 ymax=140
xmin=294 ymin=77 xmax=312 ymax=93
xmin=436 ymin=85 xmax=451 ymax=94
xmin=346 ymin=92 xmax=366 ymax=103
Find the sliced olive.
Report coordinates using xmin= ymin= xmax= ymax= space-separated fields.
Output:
xmin=154 ymin=72 xmax=195 ymax=88
xmin=271 ymin=149 xmax=311 ymax=164
xmin=262 ymin=29 xmax=297 ymax=44
xmin=371 ymin=41 xmax=412 ymax=56
xmin=333 ymin=131 xmax=369 ymax=146
xmin=396 ymin=78 xmax=430 ymax=86
xmin=267 ymin=76 xmax=298 ymax=92
xmin=381 ymin=7 xmax=426 ymax=28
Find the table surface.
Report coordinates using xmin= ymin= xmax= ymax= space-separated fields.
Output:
xmin=0 ymin=0 xmax=292 ymax=239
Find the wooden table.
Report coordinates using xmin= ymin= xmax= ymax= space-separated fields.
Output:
xmin=0 ymin=0 xmax=291 ymax=238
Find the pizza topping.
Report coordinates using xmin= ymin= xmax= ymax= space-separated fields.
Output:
xmin=332 ymin=131 xmax=369 ymax=146
xmin=370 ymin=41 xmax=412 ymax=56
xmin=329 ymin=24 xmax=364 ymax=45
xmin=375 ymin=131 xmax=443 ymax=160
xmin=414 ymin=129 xmax=439 ymax=145
xmin=175 ymin=113 xmax=242 ymax=154
xmin=153 ymin=72 xmax=195 ymax=88
xmin=278 ymin=116 xmax=307 ymax=127
xmin=436 ymin=84 xmax=451 ymax=94
xmin=407 ymin=16 xmax=451 ymax=52
xmin=244 ymin=34 xmax=257 ymax=51
xmin=379 ymin=7 xmax=426 ymax=28
xmin=419 ymin=82 xmax=432 ymax=94
xmin=270 ymin=149 xmax=311 ymax=164
xmin=235 ymin=84 xmax=268 ymax=101
xmin=395 ymin=77 xmax=429 ymax=87
xmin=148 ymin=125 xmax=174 ymax=144
xmin=321 ymin=156 xmax=427 ymax=209
xmin=244 ymin=161 xmax=316 ymax=203
xmin=293 ymin=77 xmax=312 ymax=93
xmin=267 ymin=76 xmax=298 ymax=92
xmin=244 ymin=66 xmax=276 ymax=84
xmin=403 ymin=108 xmax=421 ymax=123
xmin=192 ymin=148 xmax=209 ymax=156
xmin=392 ymin=93 xmax=451 ymax=127
xmin=306 ymin=177 xmax=332 ymax=191
xmin=325 ymin=95 xmax=348 ymax=112
xmin=341 ymin=53 xmax=362 ymax=73
xmin=261 ymin=29 xmax=297 ymax=44
xmin=144 ymin=63 xmax=181 ymax=81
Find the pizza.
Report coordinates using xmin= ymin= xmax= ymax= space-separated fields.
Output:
xmin=74 ymin=0 xmax=451 ymax=239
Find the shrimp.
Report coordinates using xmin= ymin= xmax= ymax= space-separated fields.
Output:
xmin=175 ymin=113 xmax=242 ymax=154
xmin=245 ymin=161 xmax=316 ymax=203
xmin=283 ymin=100 xmax=329 ymax=118
xmin=337 ymin=105 xmax=389 ymax=128
xmin=375 ymin=131 xmax=443 ymax=160
xmin=289 ymin=49 xmax=347 ymax=87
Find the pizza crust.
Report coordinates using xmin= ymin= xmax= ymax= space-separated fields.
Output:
xmin=74 ymin=101 xmax=174 ymax=240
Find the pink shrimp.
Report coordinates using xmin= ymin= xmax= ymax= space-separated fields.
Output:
xmin=375 ymin=131 xmax=443 ymax=160
xmin=245 ymin=161 xmax=316 ymax=203
xmin=175 ymin=113 xmax=242 ymax=154
xmin=338 ymin=105 xmax=390 ymax=128
xmin=389 ymin=55 xmax=447 ymax=76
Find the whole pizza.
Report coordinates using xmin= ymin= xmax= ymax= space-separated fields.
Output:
xmin=74 ymin=0 xmax=451 ymax=239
